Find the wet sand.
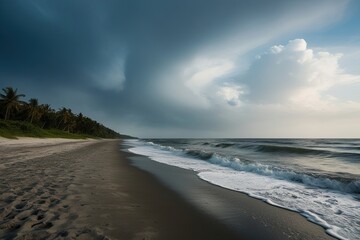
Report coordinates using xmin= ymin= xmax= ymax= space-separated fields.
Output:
xmin=0 ymin=138 xmax=334 ymax=239
xmin=126 ymin=152 xmax=335 ymax=240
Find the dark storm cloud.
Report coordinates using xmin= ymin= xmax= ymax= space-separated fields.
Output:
xmin=0 ymin=1 xmax=116 ymax=81
xmin=0 ymin=0 xmax=346 ymax=137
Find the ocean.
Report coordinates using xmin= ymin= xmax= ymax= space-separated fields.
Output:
xmin=126 ymin=138 xmax=360 ymax=240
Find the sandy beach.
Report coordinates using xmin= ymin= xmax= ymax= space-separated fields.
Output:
xmin=0 ymin=138 xmax=334 ymax=239
xmin=0 ymin=138 xmax=237 ymax=239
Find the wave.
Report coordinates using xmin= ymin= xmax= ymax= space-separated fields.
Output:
xmin=182 ymin=149 xmax=360 ymax=194
xmin=255 ymin=145 xmax=322 ymax=154
xmin=129 ymin=139 xmax=360 ymax=240
xmin=338 ymin=146 xmax=360 ymax=151
xmin=313 ymin=139 xmax=360 ymax=146
xmin=210 ymin=142 xmax=360 ymax=157
xmin=206 ymin=154 xmax=360 ymax=194
xmin=252 ymin=144 xmax=360 ymax=160
xmin=186 ymin=149 xmax=213 ymax=160
xmin=145 ymin=141 xmax=360 ymax=194
xmin=146 ymin=141 xmax=182 ymax=152
xmin=190 ymin=143 xmax=360 ymax=161
xmin=214 ymin=143 xmax=235 ymax=148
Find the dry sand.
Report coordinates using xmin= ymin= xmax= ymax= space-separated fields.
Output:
xmin=0 ymin=138 xmax=105 ymax=239
xmin=0 ymin=138 xmax=237 ymax=240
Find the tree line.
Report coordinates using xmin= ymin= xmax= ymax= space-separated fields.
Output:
xmin=0 ymin=87 xmax=121 ymax=138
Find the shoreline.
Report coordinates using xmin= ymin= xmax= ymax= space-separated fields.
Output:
xmin=123 ymin=144 xmax=335 ymax=240
xmin=0 ymin=138 xmax=335 ymax=239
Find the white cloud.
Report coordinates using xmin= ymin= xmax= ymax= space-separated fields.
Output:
xmin=214 ymin=39 xmax=360 ymax=138
xmin=240 ymin=39 xmax=360 ymax=109
xmin=217 ymin=85 xmax=244 ymax=106
xmin=185 ymin=58 xmax=234 ymax=95
xmin=179 ymin=38 xmax=360 ymax=114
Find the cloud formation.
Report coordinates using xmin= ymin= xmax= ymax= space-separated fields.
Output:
xmin=0 ymin=0 xmax=358 ymax=137
xmin=183 ymin=38 xmax=360 ymax=113
xmin=236 ymin=39 xmax=360 ymax=107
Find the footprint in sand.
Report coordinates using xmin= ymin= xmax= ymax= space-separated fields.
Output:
xmin=4 ymin=195 xmax=16 ymax=204
xmin=50 ymin=198 xmax=60 ymax=204
xmin=31 ymin=221 xmax=53 ymax=230
xmin=37 ymin=200 xmax=46 ymax=205
xmin=5 ymin=210 xmax=18 ymax=220
xmin=15 ymin=203 xmax=26 ymax=210
xmin=58 ymin=230 xmax=69 ymax=237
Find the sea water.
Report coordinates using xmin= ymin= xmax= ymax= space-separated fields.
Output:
xmin=126 ymin=139 xmax=360 ymax=240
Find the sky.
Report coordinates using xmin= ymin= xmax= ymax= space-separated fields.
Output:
xmin=1 ymin=0 xmax=360 ymax=138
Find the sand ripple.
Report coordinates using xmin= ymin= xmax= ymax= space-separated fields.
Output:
xmin=0 ymin=138 xmax=109 ymax=239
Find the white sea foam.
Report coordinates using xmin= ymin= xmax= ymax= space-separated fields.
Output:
xmin=126 ymin=139 xmax=360 ymax=240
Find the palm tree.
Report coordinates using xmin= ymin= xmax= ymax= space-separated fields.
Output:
xmin=57 ymin=107 xmax=75 ymax=132
xmin=0 ymin=87 xmax=26 ymax=120
xmin=39 ymin=104 xmax=55 ymax=128
xmin=26 ymin=98 xmax=42 ymax=123
xmin=75 ymin=112 xmax=85 ymax=133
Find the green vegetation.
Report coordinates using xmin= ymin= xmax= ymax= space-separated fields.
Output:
xmin=0 ymin=87 xmax=126 ymax=139
xmin=0 ymin=120 xmax=93 ymax=139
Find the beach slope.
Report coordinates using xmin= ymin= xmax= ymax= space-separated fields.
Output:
xmin=0 ymin=138 xmax=238 ymax=239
